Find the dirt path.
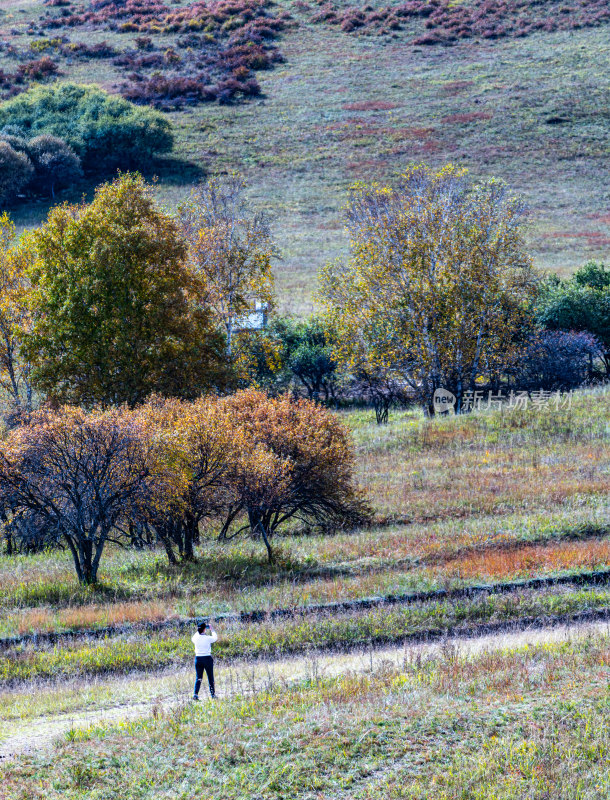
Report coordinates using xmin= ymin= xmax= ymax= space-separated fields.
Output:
xmin=1 ymin=618 xmax=609 ymax=762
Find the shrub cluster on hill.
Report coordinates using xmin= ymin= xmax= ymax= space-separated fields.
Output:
xmin=311 ymin=0 xmax=610 ymax=41
xmin=0 ymin=83 xmax=173 ymax=176
xmin=0 ymin=39 xmax=120 ymax=100
xmin=36 ymin=0 xmax=292 ymax=109
xmin=0 ymin=131 xmax=82 ymax=203
xmin=535 ymin=261 xmax=610 ymax=380
xmin=42 ymin=0 xmax=289 ymax=36
xmin=0 ymin=56 xmax=60 ymax=101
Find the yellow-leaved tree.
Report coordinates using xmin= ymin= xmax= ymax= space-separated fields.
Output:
xmin=0 ymin=214 xmax=33 ymax=415
xmin=179 ymin=175 xmax=276 ymax=360
xmin=319 ymin=164 xmax=539 ymax=414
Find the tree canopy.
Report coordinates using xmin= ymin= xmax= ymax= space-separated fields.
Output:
xmin=0 ymin=406 xmax=151 ymax=584
xmin=23 ymin=173 xmax=228 ymax=407
xmin=0 ymin=83 xmax=173 ymax=172
xmin=0 ymin=214 xmax=33 ymax=413
xmin=0 ymin=392 xmax=369 ymax=579
xmin=319 ymin=164 xmax=539 ymax=413
xmin=536 ymin=261 xmax=610 ymax=374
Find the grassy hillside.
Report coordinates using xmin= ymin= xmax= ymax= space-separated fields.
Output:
xmin=0 ymin=389 xmax=608 ymax=792
xmin=0 ymin=389 xmax=608 ymax=669
xmin=0 ymin=0 xmax=608 ymax=311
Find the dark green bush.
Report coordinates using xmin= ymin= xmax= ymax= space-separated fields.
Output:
xmin=536 ymin=261 xmax=610 ymax=375
xmin=0 ymin=83 xmax=173 ymax=173
xmin=28 ymin=134 xmax=82 ymax=197
xmin=0 ymin=140 xmax=34 ymax=203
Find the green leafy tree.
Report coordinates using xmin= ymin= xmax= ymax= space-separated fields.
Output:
xmin=284 ymin=316 xmax=339 ymax=402
xmin=536 ymin=261 xmax=610 ymax=374
xmin=0 ymin=83 xmax=173 ymax=173
xmin=234 ymin=316 xmax=340 ymax=401
xmin=0 ymin=141 xmax=34 ymax=204
xmin=24 ymin=173 xmax=228 ymax=407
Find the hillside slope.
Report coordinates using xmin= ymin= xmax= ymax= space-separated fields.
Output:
xmin=0 ymin=0 xmax=608 ymax=310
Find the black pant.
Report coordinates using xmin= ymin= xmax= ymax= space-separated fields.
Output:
xmin=194 ymin=656 xmax=215 ymax=698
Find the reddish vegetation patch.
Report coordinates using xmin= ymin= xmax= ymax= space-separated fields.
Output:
xmin=393 ymin=126 xmax=436 ymax=138
xmin=312 ymin=0 xmax=610 ymax=43
xmin=37 ymin=0 xmax=291 ymax=108
xmin=441 ymin=111 xmax=493 ymax=124
xmin=443 ymin=539 xmax=610 ymax=581
xmin=0 ymin=56 xmax=60 ymax=98
xmin=347 ymin=159 xmax=389 ymax=170
xmin=543 ymin=231 xmax=610 ymax=247
xmin=342 ymin=100 xmax=398 ymax=111
xmin=42 ymin=0 xmax=290 ymax=35
xmin=587 ymin=212 xmax=610 ymax=224
xmin=441 ymin=80 xmax=475 ymax=95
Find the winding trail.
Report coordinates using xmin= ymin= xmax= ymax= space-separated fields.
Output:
xmin=1 ymin=617 xmax=609 ymax=762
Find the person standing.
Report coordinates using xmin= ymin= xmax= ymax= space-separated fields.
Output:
xmin=192 ymin=620 xmax=217 ymax=700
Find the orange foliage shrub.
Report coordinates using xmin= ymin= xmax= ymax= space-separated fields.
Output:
xmin=216 ymin=389 xmax=371 ymax=561
xmin=0 ymin=392 xmax=370 ymax=578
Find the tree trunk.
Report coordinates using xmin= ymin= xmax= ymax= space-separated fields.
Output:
xmin=182 ymin=520 xmax=196 ymax=561
xmin=218 ymin=507 xmax=241 ymax=540
xmin=374 ymin=398 xmax=389 ymax=424
xmin=257 ymin=521 xmax=274 ymax=564
xmin=80 ymin=538 xmax=97 ymax=585
xmin=250 ymin=513 xmax=274 ymax=564
xmin=64 ymin=533 xmax=85 ymax=584
xmin=163 ymin=537 xmax=178 ymax=566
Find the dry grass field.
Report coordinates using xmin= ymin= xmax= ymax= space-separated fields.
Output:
xmin=2 ymin=633 xmax=610 ymax=798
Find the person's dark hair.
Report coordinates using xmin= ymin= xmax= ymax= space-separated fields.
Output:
xmin=197 ymin=619 xmax=208 ymax=634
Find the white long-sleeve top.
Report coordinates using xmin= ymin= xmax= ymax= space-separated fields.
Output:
xmin=191 ymin=629 xmax=217 ymax=656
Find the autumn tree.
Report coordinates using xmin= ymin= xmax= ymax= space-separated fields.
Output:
xmin=0 ymin=214 xmax=33 ymax=415
xmin=0 ymin=407 xmax=151 ymax=584
xmin=319 ymin=165 xmax=539 ymax=414
xmin=179 ymin=176 xmax=276 ymax=359
xmin=24 ymin=173 xmax=228 ymax=407
xmin=217 ymin=389 xmax=370 ymax=562
xmin=135 ymin=396 xmax=239 ymax=564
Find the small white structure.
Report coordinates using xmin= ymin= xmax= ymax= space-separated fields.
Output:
xmin=233 ymin=301 xmax=269 ymax=332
